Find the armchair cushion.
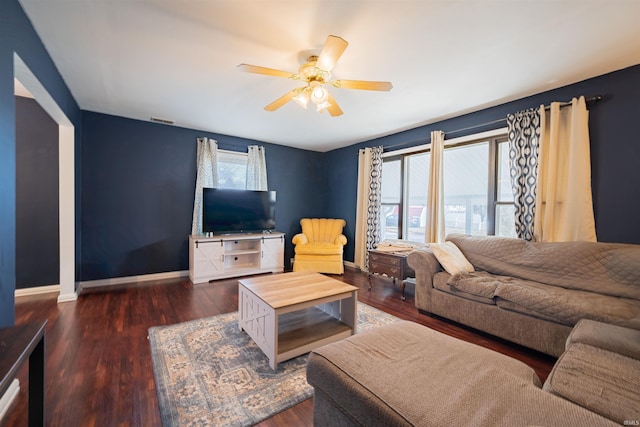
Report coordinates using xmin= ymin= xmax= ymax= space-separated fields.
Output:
xmin=295 ymin=242 xmax=344 ymax=256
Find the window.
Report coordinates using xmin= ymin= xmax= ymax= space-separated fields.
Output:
xmin=443 ymin=142 xmax=488 ymax=236
xmin=380 ymin=130 xmax=513 ymax=241
xmin=380 ymin=158 xmax=401 ymax=240
xmin=217 ymin=150 xmax=248 ymax=189
xmin=406 ymin=152 xmax=430 ymax=241
xmin=380 ymin=152 xmax=430 ymax=241
xmin=495 ymin=140 xmax=517 ymax=237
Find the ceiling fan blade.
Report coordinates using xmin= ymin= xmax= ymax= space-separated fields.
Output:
xmin=237 ymin=64 xmax=295 ymax=79
xmin=333 ymin=79 xmax=393 ymax=91
xmin=326 ymin=93 xmax=343 ymax=117
xmin=315 ymin=35 xmax=349 ymax=72
xmin=264 ymin=90 xmax=297 ymax=111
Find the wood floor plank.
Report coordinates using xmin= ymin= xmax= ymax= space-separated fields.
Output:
xmin=4 ymin=268 xmax=555 ymax=426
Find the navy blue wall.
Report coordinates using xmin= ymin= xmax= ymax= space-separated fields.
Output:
xmin=326 ymin=64 xmax=640 ymax=262
xmin=16 ymin=96 xmax=59 ymax=288
xmin=0 ymin=0 xmax=81 ymax=327
xmin=81 ymin=112 xmax=324 ymax=280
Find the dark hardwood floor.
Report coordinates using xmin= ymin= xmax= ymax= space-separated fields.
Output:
xmin=4 ymin=267 xmax=556 ymax=426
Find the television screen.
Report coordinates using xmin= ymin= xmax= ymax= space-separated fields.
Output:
xmin=202 ymin=188 xmax=276 ymax=234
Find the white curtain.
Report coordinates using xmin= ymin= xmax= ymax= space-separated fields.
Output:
xmin=246 ymin=145 xmax=268 ymax=191
xmin=534 ymin=96 xmax=597 ymax=242
xmin=191 ymin=137 xmax=218 ymax=235
xmin=354 ymin=146 xmax=383 ymax=271
xmin=425 ymin=130 xmax=445 ymax=243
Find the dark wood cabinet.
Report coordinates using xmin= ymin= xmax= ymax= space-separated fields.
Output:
xmin=0 ymin=321 xmax=46 ymax=426
xmin=368 ymin=250 xmax=415 ymax=300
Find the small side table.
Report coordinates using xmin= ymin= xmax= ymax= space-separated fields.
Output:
xmin=0 ymin=320 xmax=47 ymax=427
xmin=368 ymin=249 xmax=415 ymax=300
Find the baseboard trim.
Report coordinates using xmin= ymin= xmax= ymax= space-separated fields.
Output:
xmin=14 ymin=284 xmax=60 ymax=298
xmin=57 ymin=292 xmax=78 ymax=303
xmin=79 ymin=270 xmax=189 ymax=292
xmin=0 ymin=379 xmax=19 ymax=422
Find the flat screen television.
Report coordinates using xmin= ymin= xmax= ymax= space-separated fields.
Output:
xmin=202 ymin=188 xmax=276 ymax=234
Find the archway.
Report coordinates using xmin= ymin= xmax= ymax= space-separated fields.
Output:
xmin=14 ymin=54 xmax=76 ymax=302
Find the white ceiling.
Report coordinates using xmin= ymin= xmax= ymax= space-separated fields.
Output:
xmin=18 ymin=0 xmax=640 ymax=152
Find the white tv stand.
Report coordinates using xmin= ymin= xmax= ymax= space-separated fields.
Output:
xmin=189 ymin=232 xmax=285 ymax=284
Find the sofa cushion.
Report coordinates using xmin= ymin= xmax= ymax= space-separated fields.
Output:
xmin=543 ymin=343 xmax=640 ymax=424
xmin=449 ymin=271 xmax=640 ymax=328
xmin=495 ymin=299 xmax=566 ymax=323
xmin=493 ymin=280 xmax=640 ymax=328
xmin=447 ymin=271 xmax=507 ymax=298
xmin=433 ymin=272 xmax=495 ymax=305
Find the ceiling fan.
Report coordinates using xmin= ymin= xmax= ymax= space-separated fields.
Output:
xmin=237 ymin=35 xmax=392 ymax=116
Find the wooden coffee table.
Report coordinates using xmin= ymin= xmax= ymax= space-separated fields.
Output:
xmin=238 ymin=271 xmax=358 ymax=370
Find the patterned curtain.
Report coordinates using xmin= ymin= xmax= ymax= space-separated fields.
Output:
xmin=191 ymin=137 xmax=218 ymax=235
xmin=507 ymin=108 xmax=541 ymax=241
xmin=354 ymin=146 xmax=383 ymax=271
xmin=246 ymin=145 xmax=268 ymax=191
xmin=425 ymin=130 xmax=445 ymax=243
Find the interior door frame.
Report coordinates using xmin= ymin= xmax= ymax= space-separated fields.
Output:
xmin=14 ymin=53 xmax=77 ymax=302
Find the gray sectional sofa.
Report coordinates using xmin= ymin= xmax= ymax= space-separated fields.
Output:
xmin=406 ymin=234 xmax=640 ymax=356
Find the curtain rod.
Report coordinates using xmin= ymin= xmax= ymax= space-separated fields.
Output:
xmin=544 ymin=94 xmax=602 ymax=110
xmin=446 ymin=95 xmax=602 ymax=137
xmin=379 ymin=95 xmax=602 ymax=152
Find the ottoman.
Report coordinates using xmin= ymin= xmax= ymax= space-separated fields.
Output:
xmin=306 ymin=320 xmax=620 ymax=426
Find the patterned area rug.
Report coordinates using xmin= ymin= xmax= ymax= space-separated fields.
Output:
xmin=149 ymin=302 xmax=401 ymax=427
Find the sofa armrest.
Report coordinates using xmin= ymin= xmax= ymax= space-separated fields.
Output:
xmin=407 ymin=249 xmax=443 ymax=312
xmin=566 ymin=319 xmax=640 ymax=360
xmin=544 ymin=320 xmax=640 ymax=424
xmin=407 ymin=249 xmax=442 ymax=280
xmin=292 ymin=233 xmax=308 ymax=246
xmin=334 ymin=234 xmax=347 ymax=246
xmin=543 ymin=343 xmax=640 ymax=424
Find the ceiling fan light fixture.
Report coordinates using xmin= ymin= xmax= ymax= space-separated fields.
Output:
xmin=310 ymin=84 xmax=329 ymax=104
xmin=293 ymin=89 xmax=310 ymax=109
xmin=238 ymin=35 xmax=392 ymax=117
xmin=315 ymin=101 xmax=332 ymax=112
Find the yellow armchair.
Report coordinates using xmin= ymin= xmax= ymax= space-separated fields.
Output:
xmin=292 ymin=218 xmax=347 ymax=274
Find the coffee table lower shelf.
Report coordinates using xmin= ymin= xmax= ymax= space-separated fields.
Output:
xmin=277 ymin=307 xmax=353 ymax=361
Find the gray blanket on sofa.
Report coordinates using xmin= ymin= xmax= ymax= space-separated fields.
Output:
xmin=448 ymin=234 xmax=640 ymax=300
